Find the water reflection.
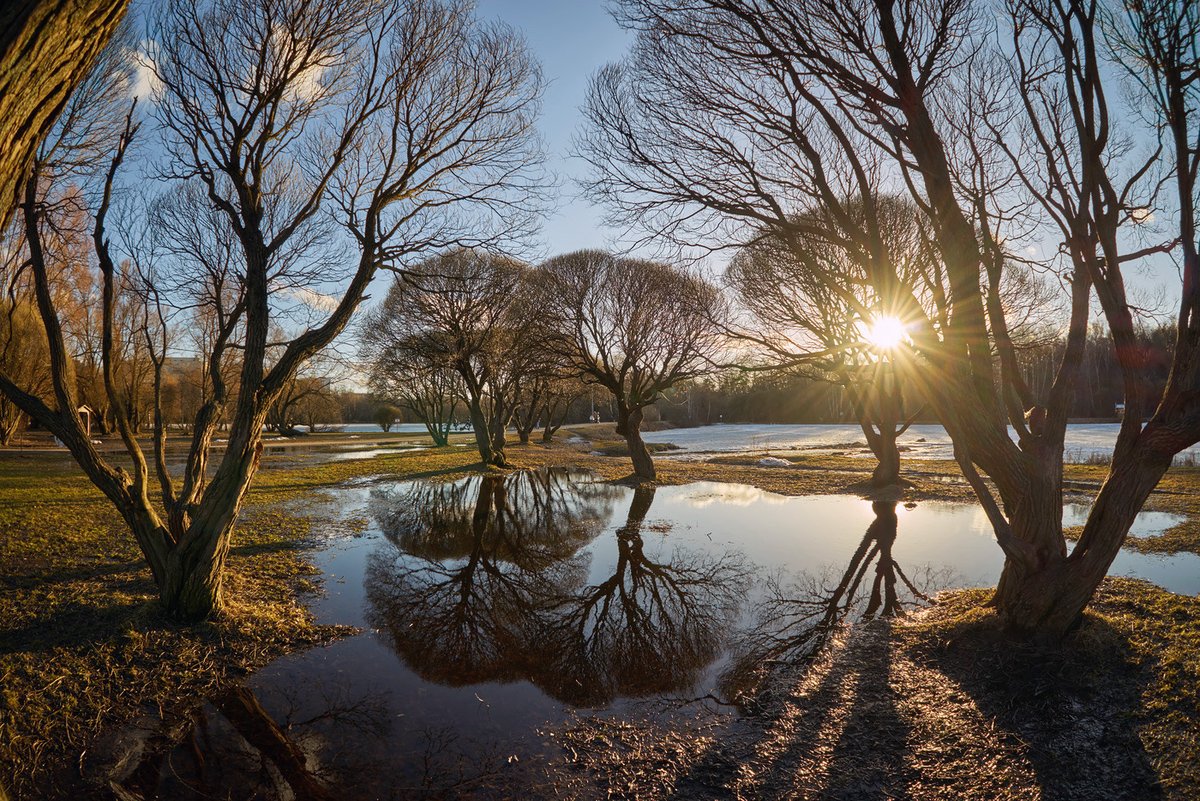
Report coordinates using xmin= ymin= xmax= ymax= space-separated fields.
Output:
xmin=720 ymin=500 xmax=952 ymax=703
xmin=104 ymin=473 xmax=1200 ymax=798
xmin=366 ymin=472 xmax=751 ymax=706
xmin=111 ymin=683 xmax=392 ymax=801
xmin=539 ymin=485 xmax=751 ymax=705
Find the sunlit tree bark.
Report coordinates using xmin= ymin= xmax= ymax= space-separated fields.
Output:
xmin=0 ymin=0 xmax=128 ymax=223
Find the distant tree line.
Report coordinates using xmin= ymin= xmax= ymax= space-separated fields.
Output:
xmin=5 ymin=0 xmax=1200 ymax=643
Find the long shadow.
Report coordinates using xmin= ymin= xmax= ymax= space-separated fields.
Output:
xmin=1 ymin=559 xmax=144 ymax=591
xmin=1 ymin=539 xmax=314 ymax=654
xmin=719 ymin=501 xmax=934 ymax=704
xmin=665 ymin=501 xmax=934 ymax=799
xmin=911 ymin=613 xmax=1163 ymax=800
xmin=0 ymin=597 xmax=165 ymax=655
xmin=822 ymin=622 xmax=912 ymax=800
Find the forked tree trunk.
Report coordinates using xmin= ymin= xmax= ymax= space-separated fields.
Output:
xmin=616 ymin=404 xmax=655 ymax=481
xmin=541 ymin=398 xmax=568 ymax=443
xmin=425 ymin=423 xmax=449 ymax=447
xmin=990 ymin=445 xmax=1173 ymax=637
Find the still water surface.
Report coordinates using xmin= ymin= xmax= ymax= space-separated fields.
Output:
xmin=136 ymin=469 xmax=1200 ymax=798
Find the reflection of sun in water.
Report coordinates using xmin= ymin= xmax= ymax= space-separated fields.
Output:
xmin=863 ymin=315 xmax=907 ymax=349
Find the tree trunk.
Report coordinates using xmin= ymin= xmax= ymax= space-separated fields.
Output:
xmin=870 ymin=427 xmax=901 ymax=487
xmin=0 ymin=0 xmax=129 ymax=224
xmin=616 ymin=404 xmax=655 ymax=481
xmin=465 ymin=396 xmax=500 ymax=465
xmin=489 ymin=412 xmax=509 ymax=466
xmin=861 ymin=420 xmax=901 ymax=487
xmin=991 ymin=447 xmax=1172 ymax=637
xmin=542 ymin=399 xmax=567 ymax=442
xmin=426 ymin=422 xmax=449 ymax=447
xmin=156 ymin=521 xmax=234 ymax=622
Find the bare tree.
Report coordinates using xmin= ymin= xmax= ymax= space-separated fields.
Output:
xmin=534 ymin=250 xmax=724 ymax=481
xmin=367 ymin=249 xmax=534 ymax=465
xmin=361 ymin=327 xmax=464 ymax=446
xmin=539 ymin=375 xmax=586 ymax=443
xmin=582 ymin=0 xmax=1194 ymax=636
xmin=267 ymin=365 xmax=343 ymax=435
xmin=726 ymin=196 xmax=934 ymax=487
xmin=0 ymin=0 xmax=545 ymax=621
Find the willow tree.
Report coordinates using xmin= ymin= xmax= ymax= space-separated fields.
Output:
xmin=0 ymin=0 xmax=544 ymax=621
xmin=366 ymin=249 xmax=537 ymax=466
xmin=583 ymin=0 xmax=1187 ymax=636
xmin=534 ymin=250 xmax=724 ymax=481
xmin=727 ymin=197 xmax=934 ymax=487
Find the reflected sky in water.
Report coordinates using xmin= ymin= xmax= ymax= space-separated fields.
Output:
xmin=125 ymin=469 xmax=1200 ymax=799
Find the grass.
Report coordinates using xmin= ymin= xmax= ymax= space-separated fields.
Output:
xmin=0 ymin=445 xmax=489 ymax=800
xmin=553 ymin=578 xmax=1200 ymax=800
xmin=5 ymin=432 xmax=1200 ymax=798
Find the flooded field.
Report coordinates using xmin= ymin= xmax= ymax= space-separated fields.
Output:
xmin=126 ymin=469 xmax=1200 ymax=798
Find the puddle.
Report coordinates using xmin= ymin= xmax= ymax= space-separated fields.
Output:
xmin=113 ymin=469 xmax=1200 ymax=798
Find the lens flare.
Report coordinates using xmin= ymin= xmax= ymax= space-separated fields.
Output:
xmin=864 ymin=316 xmax=906 ymax=349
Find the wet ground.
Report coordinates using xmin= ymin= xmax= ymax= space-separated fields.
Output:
xmin=115 ymin=468 xmax=1200 ymax=799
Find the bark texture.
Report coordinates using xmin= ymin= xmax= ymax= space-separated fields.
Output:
xmin=0 ymin=0 xmax=128 ymax=223
xmin=616 ymin=404 xmax=655 ymax=481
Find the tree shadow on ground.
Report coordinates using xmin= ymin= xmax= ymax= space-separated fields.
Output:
xmin=653 ymin=610 xmax=1162 ymax=801
xmin=664 ymin=622 xmax=915 ymax=801
xmin=908 ymin=609 xmax=1164 ymax=800
xmin=0 ymin=597 xmax=157 ymax=655
xmin=568 ymin=502 xmax=1167 ymax=801
xmin=0 ymin=539 xmax=310 ymax=655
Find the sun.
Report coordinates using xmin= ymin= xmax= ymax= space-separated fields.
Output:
xmin=863 ymin=315 xmax=907 ymax=350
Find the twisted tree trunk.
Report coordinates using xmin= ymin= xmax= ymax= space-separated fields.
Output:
xmin=615 ymin=403 xmax=655 ymax=481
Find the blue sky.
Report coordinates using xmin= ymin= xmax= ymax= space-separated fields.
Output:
xmin=474 ymin=0 xmax=631 ymax=257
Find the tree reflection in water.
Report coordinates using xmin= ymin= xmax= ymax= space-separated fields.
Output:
xmin=365 ymin=469 xmax=751 ymax=706
xmin=365 ymin=470 xmax=617 ymax=687
xmin=109 ymin=682 xmax=392 ymax=801
xmin=721 ymin=500 xmax=952 ymax=704
xmin=539 ymin=485 xmax=751 ymax=705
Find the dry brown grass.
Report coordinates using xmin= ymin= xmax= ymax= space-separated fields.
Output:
xmin=5 ymin=430 xmax=1200 ymax=799
xmin=552 ymin=578 xmax=1200 ymax=800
